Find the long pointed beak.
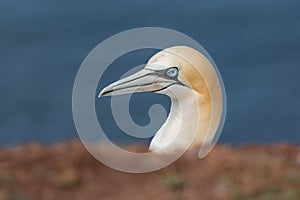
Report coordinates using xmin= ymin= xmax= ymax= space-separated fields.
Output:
xmin=99 ymin=69 xmax=176 ymax=97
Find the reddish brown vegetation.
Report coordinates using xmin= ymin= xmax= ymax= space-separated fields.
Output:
xmin=0 ymin=140 xmax=299 ymax=200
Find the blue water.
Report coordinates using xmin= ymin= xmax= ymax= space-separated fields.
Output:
xmin=1 ymin=0 xmax=300 ymax=146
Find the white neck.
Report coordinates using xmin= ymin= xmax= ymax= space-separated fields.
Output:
xmin=149 ymin=86 xmax=210 ymax=153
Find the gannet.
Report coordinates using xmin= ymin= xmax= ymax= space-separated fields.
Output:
xmin=99 ymin=46 xmax=224 ymax=154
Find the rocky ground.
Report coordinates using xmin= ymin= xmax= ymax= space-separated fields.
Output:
xmin=0 ymin=140 xmax=299 ymax=200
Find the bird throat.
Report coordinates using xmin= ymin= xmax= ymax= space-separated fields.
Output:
xmin=149 ymin=88 xmax=211 ymax=153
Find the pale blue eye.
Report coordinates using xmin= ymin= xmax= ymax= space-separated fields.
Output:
xmin=166 ymin=67 xmax=178 ymax=78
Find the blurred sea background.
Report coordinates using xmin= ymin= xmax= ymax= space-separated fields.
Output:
xmin=1 ymin=0 xmax=300 ymax=146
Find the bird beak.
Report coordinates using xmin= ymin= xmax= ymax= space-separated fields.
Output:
xmin=98 ymin=69 xmax=176 ymax=97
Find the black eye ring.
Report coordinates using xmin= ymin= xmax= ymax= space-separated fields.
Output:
xmin=166 ymin=67 xmax=179 ymax=78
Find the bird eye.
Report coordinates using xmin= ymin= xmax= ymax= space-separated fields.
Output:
xmin=166 ymin=67 xmax=178 ymax=78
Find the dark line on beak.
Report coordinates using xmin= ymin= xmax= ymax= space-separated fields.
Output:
xmin=100 ymin=89 xmax=113 ymax=96
xmin=101 ymin=83 xmax=154 ymax=96
xmin=115 ymin=71 xmax=158 ymax=86
xmin=151 ymin=83 xmax=177 ymax=93
xmin=100 ymin=69 xmax=187 ymax=96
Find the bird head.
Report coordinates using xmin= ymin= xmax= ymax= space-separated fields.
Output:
xmin=99 ymin=46 xmax=224 ymax=155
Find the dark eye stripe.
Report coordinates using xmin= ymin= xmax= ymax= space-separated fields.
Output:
xmin=146 ymin=67 xmax=186 ymax=87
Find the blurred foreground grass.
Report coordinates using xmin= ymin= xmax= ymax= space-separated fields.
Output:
xmin=0 ymin=140 xmax=299 ymax=200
